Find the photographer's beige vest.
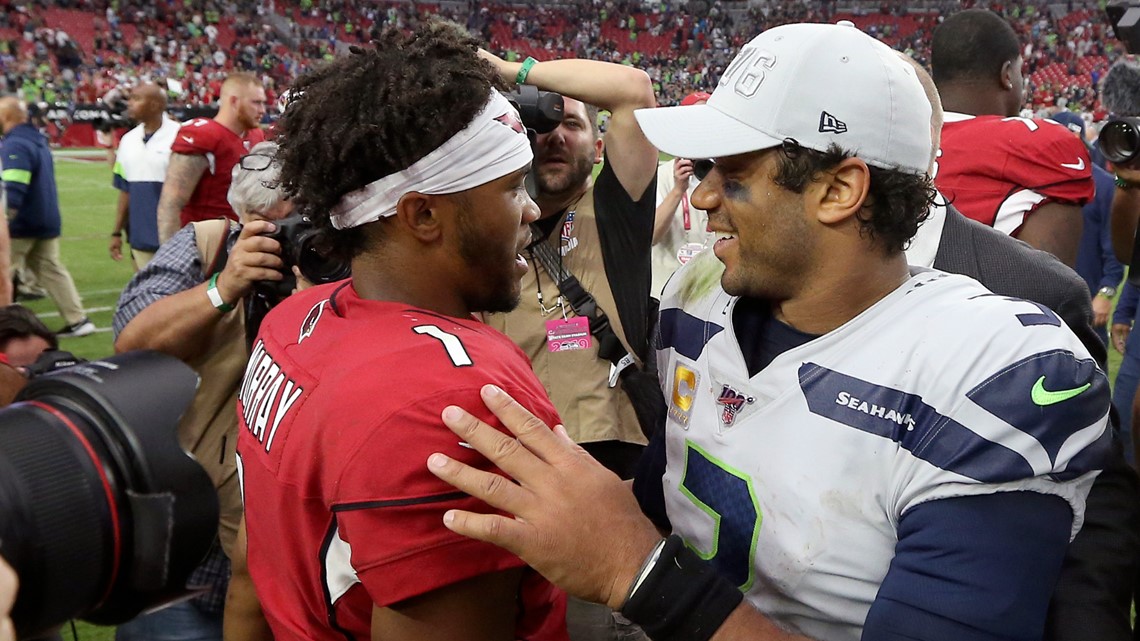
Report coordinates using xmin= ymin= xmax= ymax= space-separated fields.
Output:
xmin=184 ymin=218 xmax=247 ymax=558
xmin=485 ymin=187 xmax=646 ymax=446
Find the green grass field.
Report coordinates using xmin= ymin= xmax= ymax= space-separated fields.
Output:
xmin=29 ymin=154 xmax=1131 ymax=638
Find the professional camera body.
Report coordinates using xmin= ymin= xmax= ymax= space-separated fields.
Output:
xmin=1103 ymin=2 xmax=1140 ymax=165
xmin=504 ymin=85 xmax=565 ymax=199
xmin=0 ymin=351 xmax=218 ymax=638
xmin=254 ymin=212 xmax=351 ymax=301
xmin=1102 ymin=2 xmax=1140 ymax=284
xmin=505 ymin=85 xmax=564 ymax=139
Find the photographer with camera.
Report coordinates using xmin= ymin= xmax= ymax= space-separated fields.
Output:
xmin=112 ymin=140 xmax=298 ymax=641
xmin=478 ymin=46 xmax=658 ymax=641
xmin=652 ymin=91 xmax=713 ymax=296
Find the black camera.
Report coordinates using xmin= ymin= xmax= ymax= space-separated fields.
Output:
xmin=0 ymin=351 xmax=218 ymax=638
xmin=691 ymin=158 xmax=715 ymax=181
xmin=255 ymin=212 xmax=351 ymax=301
xmin=504 ymin=86 xmax=565 ymax=199
xmin=505 ymin=85 xmax=564 ymax=139
xmin=1109 ymin=1 xmax=1140 ymax=55
xmin=1104 ymin=2 xmax=1140 ymax=164
xmin=91 ymin=101 xmax=129 ymax=134
xmin=1099 ymin=117 xmax=1140 ymax=165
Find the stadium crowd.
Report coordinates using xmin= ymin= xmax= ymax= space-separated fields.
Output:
xmin=0 ymin=0 xmax=1123 ymax=119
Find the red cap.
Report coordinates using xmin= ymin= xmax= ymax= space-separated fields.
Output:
xmin=680 ymin=91 xmax=711 ymax=106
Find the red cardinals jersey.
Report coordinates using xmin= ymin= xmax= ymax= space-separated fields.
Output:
xmin=935 ymin=113 xmax=1094 ymax=236
xmin=236 ymin=281 xmax=568 ymax=641
xmin=170 ymin=118 xmax=266 ymax=226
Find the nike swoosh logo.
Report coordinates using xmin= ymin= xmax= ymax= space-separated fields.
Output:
xmin=1060 ymin=158 xmax=1085 ymax=171
xmin=1031 ymin=376 xmax=1090 ymax=406
xmin=181 ymin=136 xmax=195 ymax=145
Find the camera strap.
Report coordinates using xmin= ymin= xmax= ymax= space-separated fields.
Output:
xmin=529 ymin=230 xmax=636 ymax=387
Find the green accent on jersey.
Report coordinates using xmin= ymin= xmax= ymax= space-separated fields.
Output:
xmin=1031 ymin=376 xmax=1091 ymax=406
xmin=1 ymin=169 xmax=31 ymax=185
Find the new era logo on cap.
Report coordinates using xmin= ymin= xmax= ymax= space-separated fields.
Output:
xmin=819 ymin=111 xmax=847 ymax=134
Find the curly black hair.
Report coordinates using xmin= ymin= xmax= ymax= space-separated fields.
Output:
xmin=275 ymin=20 xmax=504 ymax=260
xmin=772 ymin=142 xmax=935 ymax=254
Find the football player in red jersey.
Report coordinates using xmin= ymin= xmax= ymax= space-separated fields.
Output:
xmin=156 ymin=72 xmax=267 ymax=243
xmin=931 ymin=9 xmax=1093 ymax=267
xmin=226 ymin=22 xmax=569 ymax=641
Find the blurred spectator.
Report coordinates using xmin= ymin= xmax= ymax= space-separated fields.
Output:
xmin=155 ymin=72 xmax=266 ymax=243
xmin=111 ymin=82 xmax=178 ymax=270
xmin=651 ymin=90 xmax=713 ymax=297
xmin=0 ymin=95 xmax=91 ymax=336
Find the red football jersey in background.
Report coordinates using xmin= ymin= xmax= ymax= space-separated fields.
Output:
xmin=935 ymin=113 xmax=1094 ymax=236
xmin=170 ymin=117 xmax=266 ymax=226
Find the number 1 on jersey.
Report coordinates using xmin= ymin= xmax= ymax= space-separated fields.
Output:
xmin=413 ymin=325 xmax=473 ymax=367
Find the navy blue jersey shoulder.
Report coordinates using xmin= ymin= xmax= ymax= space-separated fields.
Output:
xmin=864 ymin=492 xmax=1072 ymax=641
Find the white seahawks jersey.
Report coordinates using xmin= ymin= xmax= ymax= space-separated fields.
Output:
xmin=654 ymin=266 xmax=1108 ymax=640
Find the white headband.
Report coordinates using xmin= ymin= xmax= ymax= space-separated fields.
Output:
xmin=329 ymin=90 xmax=533 ymax=229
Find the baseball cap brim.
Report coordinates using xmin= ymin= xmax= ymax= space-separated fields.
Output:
xmin=635 ymin=103 xmax=782 ymax=160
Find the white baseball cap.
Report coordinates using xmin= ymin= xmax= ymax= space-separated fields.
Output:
xmin=635 ymin=21 xmax=932 ymax=174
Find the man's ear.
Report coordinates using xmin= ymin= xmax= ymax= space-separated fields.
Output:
xmin=593 ymin=136 xmax=604 ymax=165
xmin=394 ymin=192 xmax=444 ymax=243
xmin=813 ymin=157 xmax=870 ymax=226
xmin=1000 ymin=59 xmax=1015 ymax=91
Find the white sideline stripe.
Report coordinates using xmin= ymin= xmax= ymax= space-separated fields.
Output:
xmin=32 ymin=301 xmax=114 ymax=317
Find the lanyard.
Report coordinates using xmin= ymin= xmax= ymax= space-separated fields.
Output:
xmin=681 ymin=191 xmax=691 ymax=231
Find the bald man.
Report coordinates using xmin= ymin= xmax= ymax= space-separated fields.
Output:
xmin=156 ymin=73 xmax=266 ymax=243
xmin=112 ymin=83 xmax=180 ymax=270
xmin=0 ymin=96 xmax=90 ymax=336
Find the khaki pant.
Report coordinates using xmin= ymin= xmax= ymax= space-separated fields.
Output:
xmin=10 ymin=237 xmax=86 ymax=325
xmin=131 ymin=248 xmax=156 ymax=272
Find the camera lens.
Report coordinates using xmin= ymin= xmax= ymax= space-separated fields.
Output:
xmin=0 ymin=351 xmax=217 ymax=638
xmin=693 ymin=158 xmax=715 ymax=181
xmin=1100 ymin=117 xmax=1140 ymax=165
xmin=297 ymin=237 xmax=351 ymax=285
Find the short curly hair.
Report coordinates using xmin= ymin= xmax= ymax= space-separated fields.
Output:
xmin=275 ymin=20 xmax=504 ymax=260
xmin=772 ymin=143 xmax=935 ymax=254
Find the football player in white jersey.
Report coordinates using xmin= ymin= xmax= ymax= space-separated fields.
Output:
xmin=427 ymin=21 xmax=1111 ymax=641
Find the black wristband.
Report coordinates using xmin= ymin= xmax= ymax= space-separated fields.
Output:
xmin=621 ymin=535 xmax=744 ymax=641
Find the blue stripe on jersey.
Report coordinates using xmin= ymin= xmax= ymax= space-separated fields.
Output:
xmin=656 ymin=307 xmax=724 ymax=360
xmin=799 ymin=363 xmax=1034 ymax=483
xmin=965 ymin=349 xmax=1109 ymax=479
xmin=126 ymin=181 xmax=163 ymax=251
xmin=863 ymin=492 xmax=1071 ymax=641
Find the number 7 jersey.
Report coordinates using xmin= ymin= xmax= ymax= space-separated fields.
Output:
xmin=934 ymin=113 xmax=1094 ymax=236
xmin=654 ymin=267 xmax=1110 ymax=640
